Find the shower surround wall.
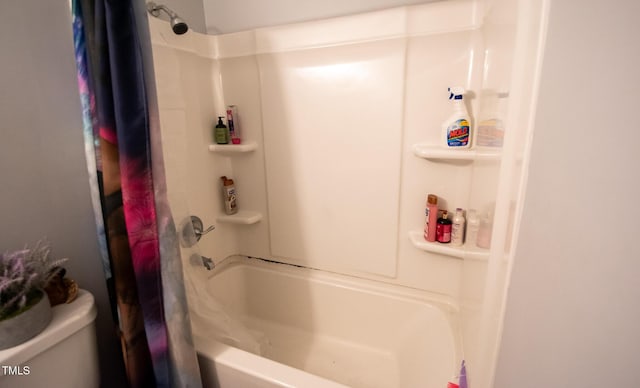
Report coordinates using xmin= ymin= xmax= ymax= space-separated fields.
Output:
xmin=148 ymin=0 xmax=547 ymax=386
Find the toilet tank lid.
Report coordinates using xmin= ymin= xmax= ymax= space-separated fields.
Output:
xmin=0 ymin=289 xmax=98 ymax=366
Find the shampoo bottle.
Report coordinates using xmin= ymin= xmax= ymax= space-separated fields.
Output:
xmin=451 ymin=208 xmax=466 ymax=246
xmin=226 ymin=105 xmax=242 ymax=144
xmin=465 ymin=209 xmax=480 ymax=248
xmin=476 ymin=211 xmax=493 ymax=249
xmin=442 ymin=87 xmax=471 ymax=149
xmin=220 ymin=176 xmax=238 ymax=215
xmin=214 ymin=116 xmax=229 ymax=144
xmin=423 ymin=194 xmax=439 ymax=242
xmin=436 ymin=210 xmax=452 ymax=243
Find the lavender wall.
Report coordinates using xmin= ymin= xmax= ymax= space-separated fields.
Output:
xmin=495 ymin=0 xmax=640 ymax=387
xmin=0 ymin=1 xmax=126 ymax=386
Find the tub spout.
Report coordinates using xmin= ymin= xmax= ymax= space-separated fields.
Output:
xmin=202 ymin=256 xmax=215 ymax=270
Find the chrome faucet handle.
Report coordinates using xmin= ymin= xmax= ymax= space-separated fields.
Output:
xmin=196 ymin=224 xmax=215 ymax=237
xmin=180 ymin=215 xmax=215 ymax=248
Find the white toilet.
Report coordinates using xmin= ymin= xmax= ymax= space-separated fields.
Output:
xmin=0 ymin=290 xmax=100 ymax=388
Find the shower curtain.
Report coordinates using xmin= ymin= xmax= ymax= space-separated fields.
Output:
xmin=72 ymin=1 xmax=201 ymax=387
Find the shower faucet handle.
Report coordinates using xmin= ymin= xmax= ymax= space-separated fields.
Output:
xmin=180 ymin=215 xmax=215 ymax=248
xmin=196 ymin=224 xmax=215 ymax=238
xmin=189 ymin=215 xmax=215 ymax=241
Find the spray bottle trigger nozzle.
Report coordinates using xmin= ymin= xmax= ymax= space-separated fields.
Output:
xmin=448 ymin=86 xmax=465 ymax=100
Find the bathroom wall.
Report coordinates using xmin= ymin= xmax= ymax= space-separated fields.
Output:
xmin=149 ymin=21 xmax=238 ymax=263
xmin=0 ymin=1 xmax=126 ymax=386
xmin=150 ymin=1 xmax=495 ymax=300
xmin=495 ymin=1 xmax=640 ymax=387
xmin=149 ymin=2 xmax=553 ymax=385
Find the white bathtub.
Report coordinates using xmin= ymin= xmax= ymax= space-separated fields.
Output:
xmin=195 ymin=257 xmax=460 ymax=388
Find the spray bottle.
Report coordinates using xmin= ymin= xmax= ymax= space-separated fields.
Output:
xmin=442 ymin=87 xmax=471 ymax=149
xmin=475 ymin=89 xmax=505 ymax=147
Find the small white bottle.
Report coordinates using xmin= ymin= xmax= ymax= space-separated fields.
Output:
xmin=442 ymin=87 xmax=472 ymax=149
xmin=451 ymin=208 xmax=466 ymax=246
xmin=476 ymin=211 xmax=493 ymax=249
xmin=465 ymin=209 xmax=480 ymax=248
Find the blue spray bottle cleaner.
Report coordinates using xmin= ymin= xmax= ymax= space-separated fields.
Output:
xmin=442 ymin=87 xmax=471 ymax=149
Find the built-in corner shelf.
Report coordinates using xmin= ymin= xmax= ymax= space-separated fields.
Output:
xmin=208 ymin=142 xmax=258 ymax=154
xmin=411 ymin=144 xmax=501 ymax=162
xmin=216 ymin=210 xmax=262 ymax=225
xmin=408 ymin=230 xmax=489 ymax=261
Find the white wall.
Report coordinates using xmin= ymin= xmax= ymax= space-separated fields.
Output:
xmin=203 ymin=0 xmax=439 ymax=34
xmin=150 ymin=2 xmax=492 ymax=300
xmin=494 ymin=0 xmax=640 ymax=387
xmin=0 ymin=1 xmax=126 ymax=386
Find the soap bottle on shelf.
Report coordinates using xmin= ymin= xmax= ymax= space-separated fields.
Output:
xmin=442 ymin=87 xmax=471 ymax=149
xmin=436 ymin=210 xmax=452 ymax=243
xmin=451 ymin=208 xmax=465 ymax=246
xmin=226 ymin=105 xmax=242 ymax=144
xmin=423 ymin=194 xmax=439 ymax=242
xmin=475 ymin=89 xmax=505 ymax=148
xmin=214 ymin=116 xmax=229 ymax=144
xmin=465 ymin=209 xmax=480 ymax=248
xmin=476 ymin=211 xmax=493 ymax=249
xmin=220 ymin=176 xmax=238 ymax=215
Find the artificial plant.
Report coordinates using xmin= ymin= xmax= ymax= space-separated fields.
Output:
xmin=0 ymin=240 xmax=67 ymax=320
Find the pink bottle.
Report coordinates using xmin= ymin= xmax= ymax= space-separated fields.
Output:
xmin=423 ymin=194 xmax=439 ymax=242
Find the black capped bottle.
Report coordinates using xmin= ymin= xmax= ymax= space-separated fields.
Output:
xmin=436 ymin=210 xmax=452 ymax=243
xmin=214 ymin=116 xmax=229 ymax=144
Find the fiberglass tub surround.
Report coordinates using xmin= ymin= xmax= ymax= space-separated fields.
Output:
xmin=196 ymin=257 xmax=459 ymax=388
xmin=149 ymin=0 xmax=546 ymax=386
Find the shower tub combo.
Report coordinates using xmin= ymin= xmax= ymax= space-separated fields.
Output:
xmin=194 ymin=257 xmax=460 ymax=388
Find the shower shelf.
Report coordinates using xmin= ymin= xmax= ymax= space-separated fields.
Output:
xmin=411 ymin=144 xmax=501 ymax=162
xmin=408 ymin=230 xmax=489 ymax=261
xmin=216 ymin=210 xmax=262 ymax=225
xmin=208 ymin=142 xmax=258 ymax=154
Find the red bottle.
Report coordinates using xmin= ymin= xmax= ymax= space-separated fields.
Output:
xmin=436 ymin=210 xmax=452 ymax=243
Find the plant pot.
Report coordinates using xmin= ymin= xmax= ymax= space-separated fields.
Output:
xmin=0 ymin=290 xmax=52 ymax=350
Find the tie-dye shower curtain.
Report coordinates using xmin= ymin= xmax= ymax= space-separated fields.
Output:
xmin=72 ymin=1 xmax=201 ymax=387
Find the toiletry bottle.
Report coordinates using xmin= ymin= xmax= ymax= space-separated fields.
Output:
xmin=442 ymin=87 xmax=471 ymax=149
xmin=226 ymin=105 xmax=241 ymax=144
xmin=423 ymin=194 xmax=439 ymax=242
xmin=215 ymin=116 xmax=229 ymax=144
xmin=475 ymin=90 xmax=505 ymax=148
xmin=466 ymin=209 xmax=480 ymax=248
xmin=436 ymin=210 xmax=452 ymax=243
xmin=451 ymin=208 xmax=466 ymax=246
xmin=220 ymin=176 xmax=238 ymax=215
xmin=476 ymin=211 xmax=493 ymax=249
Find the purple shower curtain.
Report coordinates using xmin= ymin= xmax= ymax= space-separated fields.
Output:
xmin=72 ymin=1 xmax=201 ymax=386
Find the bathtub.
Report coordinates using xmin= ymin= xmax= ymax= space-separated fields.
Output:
xmin=194 ymin=256 xmax=460 ymax=388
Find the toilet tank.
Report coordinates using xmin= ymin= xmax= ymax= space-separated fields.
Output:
xmin=0 ymin=290 xmax=99 ymax=388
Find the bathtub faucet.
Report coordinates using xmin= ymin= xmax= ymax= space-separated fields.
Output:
xmin=202 ymin=256 xmax=215 ymax=270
